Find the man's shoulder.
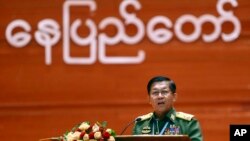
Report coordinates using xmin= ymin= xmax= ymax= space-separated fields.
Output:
xmin=136 ymin=112 xmax=153 ymax=121
xmin=175 ymin=111 xmax=195 ymax=121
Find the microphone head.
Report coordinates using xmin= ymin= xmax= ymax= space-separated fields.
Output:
xmin=135 ymin=117 xmax=142 ymax=122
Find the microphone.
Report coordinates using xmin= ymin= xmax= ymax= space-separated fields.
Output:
xmin=120 ymin=117 xmax=142 ymax=135
xmin=39 ymin=137 xmax=61 ymax=141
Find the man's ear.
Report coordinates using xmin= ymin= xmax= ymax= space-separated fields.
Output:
xmin=148 ymin=95 xmax=152 ymax=104
xmin=173 ymin=93 xmax=177 ymax=102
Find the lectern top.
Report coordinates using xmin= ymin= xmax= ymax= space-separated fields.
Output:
xmin=115 ymin=135 xmax=191 ymax=141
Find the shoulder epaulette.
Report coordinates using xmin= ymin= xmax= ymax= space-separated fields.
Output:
xmin=137 ymin=112 xmax=153 ymax=121
xmin=176 ymin=112 xmax=194 ymax=121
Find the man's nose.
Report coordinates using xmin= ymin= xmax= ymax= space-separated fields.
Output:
xmin=158 ymin=92 xmax=164 ymax=97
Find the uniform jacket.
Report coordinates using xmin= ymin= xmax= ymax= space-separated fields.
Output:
xmin=132 ymin=108 xmax=203 ymax=141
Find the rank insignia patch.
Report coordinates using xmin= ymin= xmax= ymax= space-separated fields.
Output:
xmin=142 ymin=126 xmax=151 ymax=134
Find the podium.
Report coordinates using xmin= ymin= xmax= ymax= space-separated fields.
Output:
xmin=116 ymin=135 xmax=191 ymax=141
xmin=40 ymin=135 xmax=190 ymax=141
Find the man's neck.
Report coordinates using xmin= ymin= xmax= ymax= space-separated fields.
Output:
xmin=154 ymin=108 xmax=173 ymax=120
xmin=155 ymin=111 xmax=167 ymax=120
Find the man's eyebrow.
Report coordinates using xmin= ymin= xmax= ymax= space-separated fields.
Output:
xmin=152 ymin=87 xmax=168 ymax=90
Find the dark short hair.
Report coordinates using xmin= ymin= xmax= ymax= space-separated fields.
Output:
xmin=147 ymin=76 xmax=176 ymax=94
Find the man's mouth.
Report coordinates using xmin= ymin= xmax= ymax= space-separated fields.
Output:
xmin=157 ymin=102 xmax=165 ymax=105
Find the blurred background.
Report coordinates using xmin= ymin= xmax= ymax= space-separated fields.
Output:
xmin=0 ymin=0 xmax=250 ymax=141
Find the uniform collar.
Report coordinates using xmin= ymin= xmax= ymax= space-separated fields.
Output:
xmin=167 ymin=108 xmax=177 ymax=123
xmin=152 ymin=108 xmax=177 ymax=123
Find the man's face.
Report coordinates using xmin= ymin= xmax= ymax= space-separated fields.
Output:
xmin=149 ymin=81 xmax=176 ymax=114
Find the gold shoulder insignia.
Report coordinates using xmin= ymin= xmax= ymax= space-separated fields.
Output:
xmin=137 ymin=113 xmax=153 ymax=121
xmin=176 ymin=112 xmax=194 ymax=121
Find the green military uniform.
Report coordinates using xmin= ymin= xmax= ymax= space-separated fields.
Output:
xmin=132 ymin=108 xmax=203 ymax=141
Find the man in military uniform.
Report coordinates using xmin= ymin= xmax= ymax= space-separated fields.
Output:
xmin=132 ymin=76 xmax=203 ymax=141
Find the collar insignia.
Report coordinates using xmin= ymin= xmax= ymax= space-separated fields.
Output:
xmin=170 ymin=114 xmax=175 ymax=121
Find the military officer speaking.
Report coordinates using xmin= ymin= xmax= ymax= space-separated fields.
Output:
xmin=132 ymin=76 xmax=203 ymax=141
